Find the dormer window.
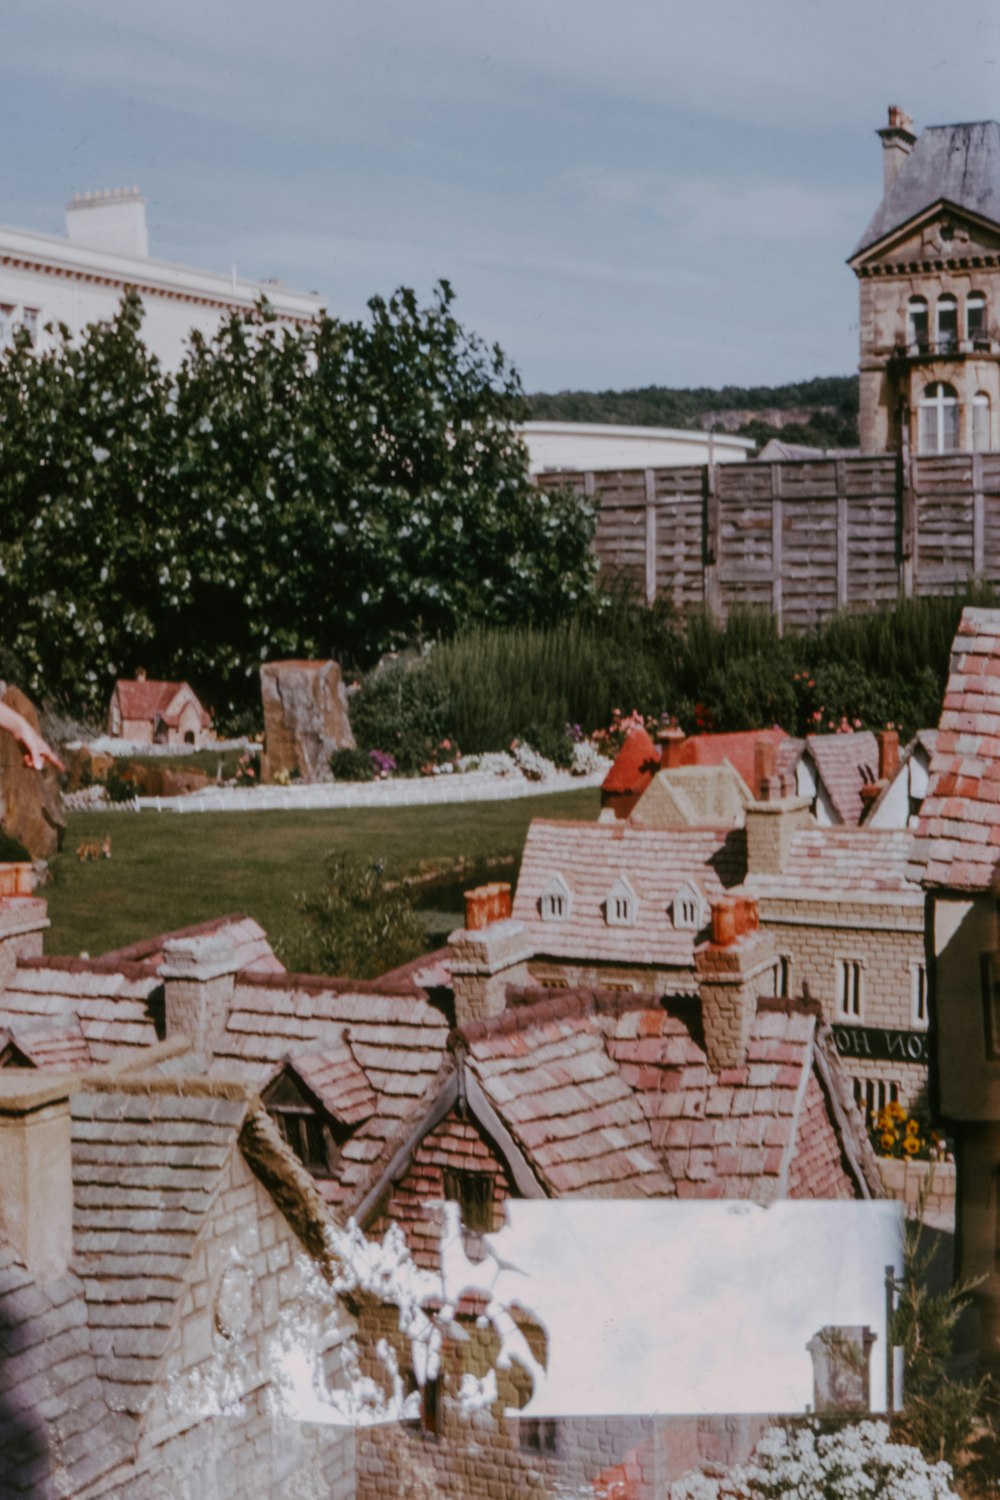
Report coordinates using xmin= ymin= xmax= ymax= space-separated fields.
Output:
xmin=605 ymin=875 xmax=638 ymax=927
xmin=540 ymin=873 xmax=572 ymax=922
xmin=907 ymin=296 xmax=928 ymax=351
xmin=263 ymin=1069 xmax=342 ymax=1176
xmin=672 ymin=880 xmax=704 ymax=931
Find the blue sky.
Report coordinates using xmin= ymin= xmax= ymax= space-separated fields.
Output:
xmin=4 ymin=0 xmax=1000 ymax=391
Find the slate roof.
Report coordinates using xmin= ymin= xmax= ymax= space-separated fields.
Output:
xmin=629 ymin=765 xmax=751 ymax=829
xmin=511 ymin=820 xmax=745 ymax=966
xmin=0 ymin=1016 xmax=92 ymax=1071
xmin=0 ymin=958 xmax=161 ymax=1063
xmin=456 ymin=989 xmax=873 ymax=1204
xmin=209 ymin=972 xmax=450 ymax=1211
xmin=100 ymin=912 xmax=283 ymax=973
xmin=283 ymin=1036 xmax=378 ymax=1126
xmin=910 ymin=607 xmax=1000 ymax=889
xmin=112 ymin=678 xmax=210 ymax=729
xmin=853 ymin=120 xmax=1000 ymax=257
xmin=741 ymin=827 xmax=921 ymax=900
xmin=0 ymin=1248 xmax=127 ymax=1499
xmin=71 ymin=1087 xmax=248 ymax=1415
xmin=804 ymin=731 xmax=879 ymax=825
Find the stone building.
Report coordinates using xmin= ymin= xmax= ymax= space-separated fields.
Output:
xmin=108 ymin=676 xmax=213 ymax=747
xmin=850 ymin=106 xmax=1000 ymax=454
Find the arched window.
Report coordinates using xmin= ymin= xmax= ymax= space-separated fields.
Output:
xmin=967 ymin=293 xmax=988 ymax=345
xmin=907 ymin=296 xmax=928 ymax=351
xmin=974 ymin=393 xmax=991 ymax=453
xmin=937 ymin=295 xmax=958 ymax=353
xmin=919 ymin=382 xmax=959 ymax=454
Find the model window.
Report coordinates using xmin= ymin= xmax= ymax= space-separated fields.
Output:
xmin=967 ymin=293 xmax=988 ymax=344
xmin=980 ymin=953 xmax=1000 ymax=1059
xmin=540 ymin=875 xmax=571 ymax=921
xmin=919 ymin=383 xmax=959 ymax=454
xmin=443 ymin=1167 xmax=494 ymax=1233
xmin=973 ymin=393 xmax=991 ymax=453
xmin=907 ymin=296 xmax=928 ymax=350
xmin=854 ymin=1078 xmax=899 ymax=1115
xmin=937 ymin=294 xmax=958 ymax=353
xmin=605 ymin=875 xmax=637 ymax=927
xmin=0 ymin=304 xmax=16 ymax=348
xmin=912 ymin=963 xmax=928 ymax=1028
xmin=836 ymin=958 xmax=863 ymax=1019
xmin=777 ymin=955 xmax=792 ymax=999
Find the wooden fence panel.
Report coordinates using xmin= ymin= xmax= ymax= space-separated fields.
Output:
xmin=913 ymin=455 xmax=975 ymax=594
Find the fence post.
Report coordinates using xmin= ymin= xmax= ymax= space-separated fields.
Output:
xmin=835 ymin=458 xmax=849 ymax=610
xmin=973 ymin=451 xmax=985 ymax=578
xmin=703 ymin=464 xmax=722 ymax=618
xmin=644 ymin=468 xmax=657 ymax=605
xmin=770 ymin=463 xmax=784 ymax=634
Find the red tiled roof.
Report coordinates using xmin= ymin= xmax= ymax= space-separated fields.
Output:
xmin=511 ymin=820 xmax=745 ymax=966
xmin=287 ymin=1037 xmax=377 ymax=1126
xmin=458 ymin=990 xmax=868 ymax=1204
xmin=741 ymin=827 xmax=921 ymax=899
xmin=676 ymin=728 xmax=790 ymax=788
xmin=601 ymin=728 xmax=660 ymax=795
xmin=911 ymin=607 xmax=1000 ymax=889
xmin=113 ymin=678 xmax=210 ymax=729
xmin=805 ymin=731 xmax=880 ymax=826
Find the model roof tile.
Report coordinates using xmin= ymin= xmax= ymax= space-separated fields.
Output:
xmin=0 ymin=1017 xmax=92 ymax=1071
xmin=0 ymin=961 xmax=161 ymax=1062
xmin=741 ymin=826 xmax=921 ymax=899
xmin=112 ymin=678 xmax=210 ymax=729
xmin=804 ymin=731 xmax=880 ymax=825
xmin=511 ymin=820 xmax=745 ymax=966
xmin=911 ymin=608 xmax=1000 ymax=888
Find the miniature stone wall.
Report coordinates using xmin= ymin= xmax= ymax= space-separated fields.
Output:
xmin=877 ymin=1156 xmax=956 ymax=1225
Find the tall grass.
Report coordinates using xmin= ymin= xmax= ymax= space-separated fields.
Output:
xmin=387 ymin=589 xmax=1000 ymax=753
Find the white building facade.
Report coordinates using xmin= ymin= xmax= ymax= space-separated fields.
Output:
xmin=520 ymin=420 xmax=754 ymax=474
xmin=0 ymin=188 xmax=323 ymax=368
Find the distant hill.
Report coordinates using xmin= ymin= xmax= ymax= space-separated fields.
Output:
xmin=526 ymin=375 xmax=860 ymax=451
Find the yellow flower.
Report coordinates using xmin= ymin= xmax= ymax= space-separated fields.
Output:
xmin=903 ymin=1136 xmax=921 ymax=1156
xmin=888 ymin=1101 xmax=906 ymax=1123
xmin=905 ymin=1118 xmax=920 ymax=1135
xmin=880 ymin=1131 xmax=897 ymax=1152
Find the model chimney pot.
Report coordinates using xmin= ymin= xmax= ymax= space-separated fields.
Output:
xmin=696 ymin=917 xmax=779 ymax=1072
xmin=464 ymin=883 xmax=512 ymax=931
xmin=658 ymin=725 xmax=686 ymax=770
xmin=753 ymin=738 xmax=778 ymax=800
xmin=876 ymin=729 xmax=899 ymax=782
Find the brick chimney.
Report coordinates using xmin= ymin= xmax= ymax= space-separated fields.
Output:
xmin=695 ymin=898 xmax=777 ymax=1072
xmin=160 ymin=932 xmax=241 ymax=1058
xmin=0 ymin=894 xmax=49 ymax=994
xmin=753 ymin=737 xmax=779 ymax=801
xmin=448 ymin=918 xmax=534 ymax=1027
xmin=807 ymin=1325 xmax=876 ymax=1414
xmin=657 ymin=724 xmax=686 ymax=770
xmin=744 ymin=792 xmax=812 ymax=876
xmin=877 ymin=106 xmax=916 ymax=195
xmin=464 ymin=883 xmax=513 ymax=931
xmin=876 ymin=728 xmax=899 ymax=782
xmin=0 ymin=1073 xmax=74 ymax=1281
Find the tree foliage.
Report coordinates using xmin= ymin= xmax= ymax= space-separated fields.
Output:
xmin=281 ymin=855 xmax=428 ymax=979
xmin=0 ymin=285 xmax=596 ymax=725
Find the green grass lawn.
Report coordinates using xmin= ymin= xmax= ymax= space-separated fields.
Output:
xmin=48 ymin=787 xmax=599 ymax=958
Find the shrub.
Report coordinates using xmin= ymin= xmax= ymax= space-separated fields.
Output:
xmin=329 ymin=747 xmax=375 ymax=782
xmin=281 ymin=855 xmax=427 ymax=978
xmin=516 ymin=722 xmax=574 ymax=769
xmin=350 ymin=656 xmax=450 ymax=775
xmin=0 ymin=830 xmax=31 ymax=862
xmin=105 ymin=761 xmax=138 ymax=804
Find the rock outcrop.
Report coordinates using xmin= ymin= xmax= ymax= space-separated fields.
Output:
xmin=260 ymin=661 xmax=355 ymax=784
xmin=0 ymin=686 xmax=66 ymax=860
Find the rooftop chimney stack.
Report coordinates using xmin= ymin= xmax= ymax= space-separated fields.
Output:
xmin=160 ymin=932 xmax=241 ymax=1059
xmin=696 ymin=898 xmax=777 ymax=1072
xmin=877 ymin=107 xmax=916 ymax=196
xmin=65 ymin=186 xmax=149 ymax=259
xmin=744 ymin=791 xmax=812 ymax=876
xmin=657 ymin=723 xmax=687 ymax=770
xmin=0 ymin=1074 xmax=74 ymax=1281
xmin=876 ymin=728 xmax=900 ymax=783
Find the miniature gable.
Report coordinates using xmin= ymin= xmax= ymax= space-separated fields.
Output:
xmin=605 ymin=874 xmax=638 ymax=927
xmin=540 ymin=872 xmax=572 ymax=922
xmin=672 ymin=880 xmax=704 ymax=931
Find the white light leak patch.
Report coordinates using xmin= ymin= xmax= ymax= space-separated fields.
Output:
xmin=478 ymin=1199 xmax=905 ymax=1417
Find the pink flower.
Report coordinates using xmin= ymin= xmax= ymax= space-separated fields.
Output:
xmin=441 ymin=739 xmax=452 ymax=750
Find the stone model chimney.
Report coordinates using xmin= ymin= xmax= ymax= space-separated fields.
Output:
xmin=695 ymin=898 xmax=777 ymax=1073
xmin=448 ymin=917 xmax=534 ymax=1027
xmin=807 ymin=1325 xmax=876 ymax=1414
xmin=744 ymin=791 xmax=812 ymax=876
xmin=657 ymin=723 xmax=686 ymax=770
xmin=65 ymin=187 xmax=149 ymax=259
xmin=0 ymin=1073 xmax=74 ymax=1281
xmin=0 ymin=894 xmax=49 ymax=994
xmin=876 ymin=728 xmax=900 ymax=782
xmin=877 ymin=107 xmax=916 ymax=195
xmin=161 ymin=931 xmax=241 ymax=1058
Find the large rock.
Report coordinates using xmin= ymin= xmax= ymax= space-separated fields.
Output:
xmin=0 ymin=686 xmax=66 ymax=860
xmin=260 ymin=660 xmax=355 ymax=784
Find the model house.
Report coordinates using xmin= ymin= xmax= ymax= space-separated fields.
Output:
xmin=850 ymin=106 xmax=1000 ymax=454
xmin=108 ymin=675 xmax=213 ymax=746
